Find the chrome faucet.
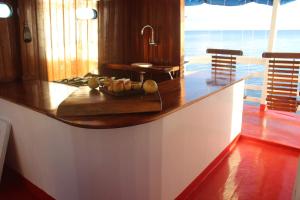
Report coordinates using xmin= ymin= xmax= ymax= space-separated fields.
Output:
xmin=141 ymin=25 xmax=157 ymax=46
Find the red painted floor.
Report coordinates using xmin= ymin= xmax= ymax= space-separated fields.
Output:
xmin=242 ymin=105 xmax=300 ymax=150
xmin=0 ymin=168 xmax=39 ymax=200
xmin=1 ymin=105 xmax=300 ymax=200
xmin=184 ymin=138 xmax=300 ymax=200
xmin=179 ymin=105 xmax=300 ymax=200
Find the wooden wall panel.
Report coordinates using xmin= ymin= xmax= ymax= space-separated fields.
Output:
xmin=98 ymin=0 xmax=131 ymax=66
xmin=129 ymin=0 xmax=184 ymax=67
xmin=0 ymin=0 xmax=183 ymax=81
xmin=98 ymin=0 xmax=184 ymax=76
xmin=36 ymin=0 xmax=99 ymax=81
xmin=18 ymin=0 xmax=40 ymax=80
xmin=0 ymin=0 xmax=21 ymax=82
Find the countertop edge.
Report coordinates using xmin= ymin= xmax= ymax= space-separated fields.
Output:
xmin=0 ymin=78 xmax=244 ymax=129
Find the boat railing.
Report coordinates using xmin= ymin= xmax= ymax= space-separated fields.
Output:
xmin=185 ymin=55 xmax=267 ymax=104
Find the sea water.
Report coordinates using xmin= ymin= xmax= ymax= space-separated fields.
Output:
xmin=185 ymin=30 xmax=300 ymax=104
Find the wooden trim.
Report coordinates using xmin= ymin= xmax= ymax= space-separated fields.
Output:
xmin=267 ymin=87 xmax=298 ymax=92
xmin=267 ymin=83 xmax=298 ymax=88
xmin=211 ymin=67 xmax=236 ymax=72
xmin=269 ymin=60 xmax=300 ymax=65
xmin=267 ymin=95 xmax=297 ymax=101
xmin=267 ymin=102 xmax=297 ymax=108
xmin=263 ymin=52 xmax=300 ymax=59
xmin=267 ymin=74 xmax=298 ymax=79
xmin=268 ymin=69 xmax=299 ymax=74
xmin=211 ymin=63 xmax=235 ymax=68
xmin=212 ymin=59 xmax=236 ymax=64
xmin=267 ymin=65 xmax=300 ymax=69
xmin=212 ymin=55 xmax=237 ymax=60
xmin=268 ymin=78 xmax=298 ymax=83
xmin=207 ymin=48 xmax=243 ymax=56
xmin=267 ymin=105 xmax=297 ymax=112
xmin=267 ymin=91 xmax=297 ymax=96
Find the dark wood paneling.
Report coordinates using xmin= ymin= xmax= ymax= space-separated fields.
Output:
xmin=1 ymin=0 xmax=184 ymax=81
xmin=98 ymin=0 xmax=184 ymax=76
xmin=18 ymin=0 xmax=40 ymax=80
xmin=129 ymin=0 xmax=183 ymax=66
xmin=98 ymin=0 xmax=131 ymax=66
xmin=0 ymin=0 xmax=21 ymax=82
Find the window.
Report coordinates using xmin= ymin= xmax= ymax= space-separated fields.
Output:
xmin=185 ymin=3 xmax=272 ymax=59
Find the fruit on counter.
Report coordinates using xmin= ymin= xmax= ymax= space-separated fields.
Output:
xmin=132 ymin=82 xmax=142 ymax=90
xmin=123 ymin=79 xmax=132 ymax=91
xmin=100 ymin=77 xmax=115 ymax=87
xmin=112 ymin=80 xmax=124 ymax=92
xmin=143 ymin=80 xmax=158 ymax=94
xmin=88 ymin=77 xmax=99 ymax=89
xmin=108 ymin=85 xmax=113 ymax=92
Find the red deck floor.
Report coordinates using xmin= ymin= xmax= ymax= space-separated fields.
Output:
xmin=1 ymin=105 xmax=300 ymax=200
xmin=182 ymin=137 xmax=300 ymax=200
xmin=180 ymin=105 xmax=300 ymax=200
xmin=242 ymin=105 xmax=300 ymax=150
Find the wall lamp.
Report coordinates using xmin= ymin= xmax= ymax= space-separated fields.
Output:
xmin=0 ymin=2 xmax=13 ymax=18
xmin=76 ymin=8 xmax=98 ymax=20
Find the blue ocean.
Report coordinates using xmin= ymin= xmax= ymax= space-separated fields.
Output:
xmin=184 ymin=30 xmax=300 ymax=104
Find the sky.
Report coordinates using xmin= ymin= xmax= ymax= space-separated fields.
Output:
xmin=185 ymin=1 xmax=300 ymax=30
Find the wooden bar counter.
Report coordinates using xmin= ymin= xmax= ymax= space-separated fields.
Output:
xmin=0 ymin=70 xmax=245 ymax=200
xmin=0 ymin=70 xmax=242 ymax=129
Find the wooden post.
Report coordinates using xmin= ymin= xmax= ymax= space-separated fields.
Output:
xmin=260 ymin=0 xmax=280 ymax=109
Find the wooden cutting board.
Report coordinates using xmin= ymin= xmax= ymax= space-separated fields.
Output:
xmin=57 ymin=86 xmax=162 ymax=117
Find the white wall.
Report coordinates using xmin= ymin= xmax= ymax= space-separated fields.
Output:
xmin=0 ymin=118 xmax=11 ymax=182
xmin=0 ymin=80 xmax=244 ymax=200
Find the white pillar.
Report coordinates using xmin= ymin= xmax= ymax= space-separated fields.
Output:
xmin=260 ymin=0 xmax=281 ymax=106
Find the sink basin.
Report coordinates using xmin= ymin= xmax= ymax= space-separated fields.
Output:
xmin=131 ymin=63 xmax=153 ymax=68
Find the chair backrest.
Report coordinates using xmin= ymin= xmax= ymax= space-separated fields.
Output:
xmin=0 ymin=119 xmax=11 ymax=182
xmin=206 ymin=48 xmax=243 ymax=84
xmin=262 ymin=52 xmax=300 ymax=112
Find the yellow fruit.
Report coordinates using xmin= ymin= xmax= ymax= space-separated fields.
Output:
xmin=143 ymin=80 xmax=158 ymax=94
xmin=123 ymin=80 xmax=132 ymax=91
xmin=88 ymin=77 xmax=99 ymax=89
xmin=112 ymin=80 xmax=124 ymax=93
xmin=108 ymin=85 xmax=113 ymax=92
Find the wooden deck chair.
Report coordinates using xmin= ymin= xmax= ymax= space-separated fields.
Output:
xmin=206 ymin=48 xmax=243 ymax=85
xmin=262 ymin=52 xmax=300 ymax=112
xmin=0 ymin=119 xmax=11 ymax=182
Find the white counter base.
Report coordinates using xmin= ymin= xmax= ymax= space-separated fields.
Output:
xmin=0 ymin=80 xmax=244 ymax=200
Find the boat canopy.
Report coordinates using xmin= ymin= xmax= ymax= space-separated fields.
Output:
xmin=185 ymin=0 xmax=295 ymax=6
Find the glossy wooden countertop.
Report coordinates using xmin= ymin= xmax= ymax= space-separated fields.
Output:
xmin=103 ymin=63 xmax=180 ymax=73
xmin=0 ymin=70 xmax=244 ymax=129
